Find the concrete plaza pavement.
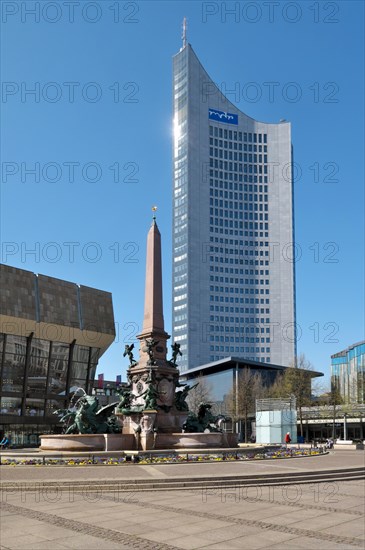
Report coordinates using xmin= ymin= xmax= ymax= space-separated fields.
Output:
xmin=0 ymin=445 xmax=363 ymax=483
xmin=1 ymin=449 xmax=364 ymax=549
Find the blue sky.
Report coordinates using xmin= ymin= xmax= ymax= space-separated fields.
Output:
xmin=1 ymin=1 xmax=364 ymax=388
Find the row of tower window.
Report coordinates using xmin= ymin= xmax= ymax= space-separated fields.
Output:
xmin=209 ymin=138 xmax=268 ymax=153
xmin=210 ymin=328 xmax=271 ymax=336
xmin=211 ymin=339 xmax=271 ymax=348
xmin=210 ymin=206 xmax=268 ymax=217
xmin=209 ymin=264 xmax=271 ymax=272
xmin=210 ymin=306 xmax=270 ymax=313
xmin=210 ymin=295 xmax=269 ymax=302
xmin=173 ymin=298 xmax=270 ymax=306
xmin=210 ymin=245 xmax=270 ymax=253
xmin=210 ymin=298 xmax=270 ymax=310
xmin=212 ymin=220 xmax=267 ymax=231
xmin=213 ymin=338 xmax=271 ymax=347
xmin=209 ymin=271 xmax=269 ymax=278
xmin=210 ymin=149 xmax=268 ymax=164
xmin=217 ymin=232 xmax=266 ymax=238
xmin=173 ymin=321 xmax=272 ymax=330
xmin=210 ymin=230 xmax=268 ymax=239
xmin=211 ymin=283 xmax=269 ymax=290
xmin=209 ymin=252 xmax=271 ymax=261
xmin=210 ymin=207 xmax=268 ymax=219
xmin=210 ymin=160 xmax=269 ymax=174
xmin=210 ymin=346 xmax=270 ymax=356
xmin=175 ymin=224 xmax=187 ymax=235
xmin=210 ymin=316 xmax=270 ymax=323
xmin=210 ymin=186 xmax=269 ymax=195
xmin=211 ymin=285 xmax=269 ymax=293
xmin=210 ymin=232 xmax=270 ymax=241
xmin=211 ymin=218 xmax=269 ymax=230
xmin=210 ymin=172 xmax=269 ymax=184
xmin=209 ymin=126 xmax=268 ymax=144
xmin=210 ymin=197 xmax=269 ymax=207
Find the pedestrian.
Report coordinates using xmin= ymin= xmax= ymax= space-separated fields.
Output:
xmin=0 ymin=435 xmax=9 ymax=449
xmin=285 ymin=432 xmax=291 ymax=446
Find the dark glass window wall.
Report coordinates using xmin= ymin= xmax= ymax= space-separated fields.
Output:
xmin=0 ymin=333 xmax=100 ymax=418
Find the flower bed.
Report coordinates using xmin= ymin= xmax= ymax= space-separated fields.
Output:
xmin=0 ymin=446 xmax=324 ymax=466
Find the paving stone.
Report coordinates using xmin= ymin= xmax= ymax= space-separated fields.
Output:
xmin=321 ymin=518 xmax=365 ymax=539
xmin=262 ymin=508 xmax=332 ymax=525
xmin=347 ymin=504 xmax=365 ymax=513
xmin=59 ymin=534 xmax=125 ymax=549
xmin=0 ymin=534 xmax=53 ymax=550
xmin=290 ymin=511 xmax=362 ymax=530
xmin=134 ymin=529 xmax=187 ymax=543
xmin=142 ymin=518 xmax=191 ymax=531
xmin=204 ymin=531 xmax=301 ymax=549
xmin=268 ymin=535 xmax=359 ymax=549
xmin=230 ymin=504 xmax=297 ymax=520
xmin=155 ymin=534 xmax=217 ymax=549
xmin=169 ymin=520 xmax=247 ymax=537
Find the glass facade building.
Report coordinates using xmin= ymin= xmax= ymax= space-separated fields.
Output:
xmin=180 ymin=356 xmax=323 ymax=439
xmin=0 ymin=264 xmax=115 ymax=446
xmin=181 ymin=358 xmax=284 ymax=405
xmin=331 ymin=341 xmax=365 ymax=404
xmin=172 ymin=44 xmax=296 ymax=372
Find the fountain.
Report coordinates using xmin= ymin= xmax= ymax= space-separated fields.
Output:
xmin=40 ymin=213 xmax=237 ymax=451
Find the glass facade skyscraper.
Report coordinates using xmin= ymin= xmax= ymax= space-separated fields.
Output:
xmin=331 ymin=341 xmax=365 ymax=404
xmin=172 ymin=44 xmax=296 ymax=372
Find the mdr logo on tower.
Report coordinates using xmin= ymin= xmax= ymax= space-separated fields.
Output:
xmin=208 ymin=108 xmax=238 ymax=125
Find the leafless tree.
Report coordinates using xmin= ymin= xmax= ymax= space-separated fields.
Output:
xmin=185 ymin=375 xmax=214 ymax=415
xmin=270 ymin=354 xmax=319 ymax=437
xmin=225 ymin=368 xmax=264 ymax=443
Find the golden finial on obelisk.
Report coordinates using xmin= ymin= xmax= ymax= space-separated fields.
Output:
xmin=152 ymin=205 xmax=157 ymax=223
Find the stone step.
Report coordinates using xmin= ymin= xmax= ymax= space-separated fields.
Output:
xmin=1 ymin=467 xmax=364 ymax=492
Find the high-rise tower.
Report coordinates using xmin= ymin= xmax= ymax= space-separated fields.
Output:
xmin=172 ymin=42 xmax=296 ymax=372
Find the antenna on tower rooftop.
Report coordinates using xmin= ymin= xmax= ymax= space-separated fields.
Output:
xmin=182 ymin=17 xmax=187 ymax=48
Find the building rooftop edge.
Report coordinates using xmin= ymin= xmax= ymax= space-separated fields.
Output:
xmin=173 ymin=44 xmax=291 ymax=127
xmin=0 ymin=263 xmax=113 ymax=296
xmin=181 ymin=356 xmax=323 ymax=378
xmin=331 ymin=340 xmax=365 ymax=359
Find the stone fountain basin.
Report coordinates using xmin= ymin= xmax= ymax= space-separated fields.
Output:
xmin=40 ymin=433 xmax=135 ymax=452
xmin=40 ymin=432 xmax=237 ymax=451
xmin=154 ymin=432 xmax=238 ymax=449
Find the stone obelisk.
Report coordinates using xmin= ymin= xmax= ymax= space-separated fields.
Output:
xmin=136 ymin=214 xmax=170 ymax=367
xmin=124 ymin=213 xmax=186 ymax=445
